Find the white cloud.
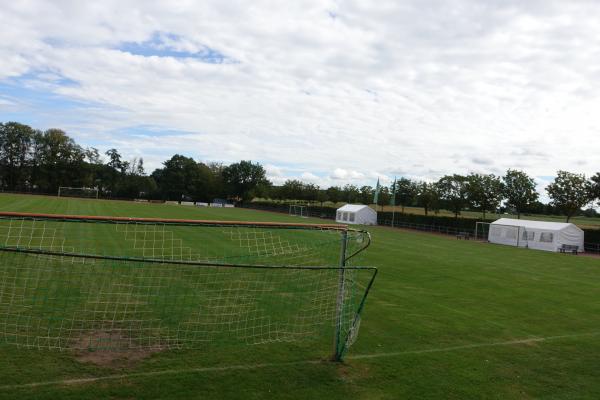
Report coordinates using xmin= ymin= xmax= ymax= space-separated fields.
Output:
xmin=1 ymin=1 xmax=600 ymax=187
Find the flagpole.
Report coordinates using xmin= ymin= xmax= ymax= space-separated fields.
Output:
xmin=391 ymin=177 xmax=396 ymax=228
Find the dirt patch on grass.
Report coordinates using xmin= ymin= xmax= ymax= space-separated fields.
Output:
xmin=72 ymin=330 xmax=166 ymax=368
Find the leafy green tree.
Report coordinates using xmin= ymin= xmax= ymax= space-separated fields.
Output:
xmin=0 ymin=122 xmax=34 ymax=190
xmin=326 ymin=186 xmax=343 ymax=204
xmin=359 ymin=186 xmax=374 ymax=204
xmin=303 ymin=183 xmax=320 ymax=203
xmin=503 ymin=169 xmax=539 ymax=218
xmin=279 ymin=180 xmax=305 ymax=201
xmin=416 ymin=182 xmax=439 ymax=215
xmin=151 ymin=155 xmax=204 ymax=201
xmin=394 ymin=178 xmax=417 ymax=213
xmin=436 ymin=175 xmax=468 ymax=218
xmin=105 ymin=149 xmax=128 ymax=173
xmin=222 ymin=160 xmax=270 ymax=203
xmin=34 ymin=129 xmax=85 ymax=192
xmin=342 ymin=184 xmax=360 ymax=203
xmin=589 ymin=172 xmax=600 ymax=206
xmin=377 ymin=186 xmax=391 ymax=208
xmin=316 ymin=190 xmax=329 ymax=206
xmin=466 ymin=173 xmax=504 ymax=219
xmin=546 ymin=171 xmax=592 ymax=222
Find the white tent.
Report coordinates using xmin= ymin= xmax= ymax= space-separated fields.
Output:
xmin=335 ymin=204 xmax=377 ymax=225
xmin=488 ymin=218 xmax=584 ymax=252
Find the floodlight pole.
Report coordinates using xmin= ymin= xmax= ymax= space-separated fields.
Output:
xmin=391 ymin=204 xmax=396 ymax=228
xmin=333 ymin=229 xmax=348 ymax=361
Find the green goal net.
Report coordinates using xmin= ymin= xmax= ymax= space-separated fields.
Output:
xmin=0 ymin=212 xmax=376 ymax=361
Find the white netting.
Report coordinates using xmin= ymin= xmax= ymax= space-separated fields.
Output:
xmin=0 ymin=215 xmax=375 ymax=358
xmin=58 ymin=187 xmax=98 ymax=198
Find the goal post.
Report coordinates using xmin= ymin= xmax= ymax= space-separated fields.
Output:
xmin=0 ymin=212 xmax=376 ymax=361
xmin=484 ymin=222 xmax=530 ymax=248
xmin=475 ymin=222 xmax=491 ymax=241
xmin=58 ymin=186 xmax=99 ymax=199
xmin=289 ymin=204 xmax=308 ymax=218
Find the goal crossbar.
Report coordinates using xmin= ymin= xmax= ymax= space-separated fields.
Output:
xmin=0 ymin=211 xmax=344 ymax=230
xmin=58 ymin=186 xmax=99 ymax=199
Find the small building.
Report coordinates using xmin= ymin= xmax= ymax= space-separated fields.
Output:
xmin=336 ymin=204 xmax=377 ymax=225
xmin=488 ymin=218 xmax=584 ymax=252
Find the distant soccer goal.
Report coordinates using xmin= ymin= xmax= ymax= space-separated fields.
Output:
xmin=289 ymin=204 xmax=308 ymax=218
xmin=475 ymin=222 xmax=491 ymax=240
xmin=0 ymin=212 xmax=376 ymax=361
xmin=479 ymin=221 xmax=530 ymax=248
xmin=57 ymin=186 xmax=99 ymax=199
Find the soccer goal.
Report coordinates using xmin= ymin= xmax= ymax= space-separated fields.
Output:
xmin=475 ymin=222 xmax=491 ymax=241
xmin=289 ymin=204 xmax=308 ymax=218
xmin=485 ymin=222 xmax=530 ymax=248
xmin=57 ymin=186 xmax=99 ymax=199
xmin=0 ymin=212 xmax=376 ymax=361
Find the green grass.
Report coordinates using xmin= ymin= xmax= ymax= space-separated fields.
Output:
xmin=1 ymin=193 xmax=600 ymax=399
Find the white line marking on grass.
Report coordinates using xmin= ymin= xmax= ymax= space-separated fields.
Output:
xmin=348 ymin=331 xmax=600 ymax=360
xmin=3 ymin=331 xmax=600 ymax=390
xmin=0 ymin=359 xmax=325 ymax=391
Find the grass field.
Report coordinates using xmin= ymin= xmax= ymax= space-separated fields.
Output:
xmin=1 ymin=193 xmax=600 ymax=399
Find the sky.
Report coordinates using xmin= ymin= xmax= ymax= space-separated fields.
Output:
xmin=1 ymin=1 xmax=600 ymax=196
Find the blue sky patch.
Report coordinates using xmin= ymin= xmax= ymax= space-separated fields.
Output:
xmin=117 ymin=32 xmax=232 ymax=63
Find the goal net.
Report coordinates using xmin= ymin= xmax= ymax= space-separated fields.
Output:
xmin=57 ymin=187 xmax=99 ymax=199
xmin=475 ymin=222 xmax=491 ymax=240
xmin=0 ymin=212 xmax=376 ymax=361
xmin=289 ymin=204 xmax=308 ymax=218
xmin=486 ymin=223 xmax=530 ymax=248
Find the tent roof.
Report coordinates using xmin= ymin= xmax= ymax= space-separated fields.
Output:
xmin=492 ymin=218 xmax=581 ymax=231
xmin=337 ymin=204 xmax=372 ymax=212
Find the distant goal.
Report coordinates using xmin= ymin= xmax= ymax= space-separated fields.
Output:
xmin=57 ymin=186 xmax=99 ymax=199
xmin=289 ymin=204 xmax=308 ymax=218
xmin=0 ymin=212 xmax=376 ymax=361
xmin=476 ymin=221 xmax=532 ymax=247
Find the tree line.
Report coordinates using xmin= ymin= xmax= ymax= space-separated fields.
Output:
xmin=1 ymin=121 xmax=599 ymax=221
xmin=274 ymin=170 xmax=600 ymax=222
xmin=0 ymin=122 xmax=269 ymax=203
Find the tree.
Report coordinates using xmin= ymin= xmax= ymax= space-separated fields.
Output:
xmin=315 ymin=190 xmax=329 ymax=206
xmin=151 ymin=154 xmax=204 ymax=201
xmin=466 ymin=173 xmax=504 ymax=219
xmin=503 ymin=169 xmax=539 ymax=218
xmin=104 ymin=148 xmax=130 ymax=196
xmin=546 ymin=171 xmax=591 ymax=222
xmin=0 ymin=122 xmax=34 ymax=190
xmin=394 ymin=178 xmax=417 ymax=213
xmin=303 ymin=183 xmax=320 ymax=203
xmin=326 ymin=186 xmax=343 ymax=204
xmin=436 ymin=175 xmax=468 ymax=218
xmin=105 ymin=149 xmax=128 ymax=174
xmin=34 ymin=129 xmax=85 ymax=192
xmin=222 ymin=160 xmax=270 ymax=203
xmin=359 ymin=186 xmax=374 ymax=205
xmin=589 ymin=172 xmax=600 ymax=206
xmin=342 ymin=184 xmax=360 ymax=203
xmin=416 ymin=182 xmax=439 ymax=216
xmin=279 ymin=180 xmax=305 ymax=201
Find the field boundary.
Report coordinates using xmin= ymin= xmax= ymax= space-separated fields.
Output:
xmin=3 ymin=330 xmax=599 ymax=391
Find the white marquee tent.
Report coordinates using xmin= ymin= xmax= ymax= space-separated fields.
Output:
xmin=488 ymin=218 xmax=584 ymax=252
xmin=336 ymin=204 xmax=377 ymax=225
